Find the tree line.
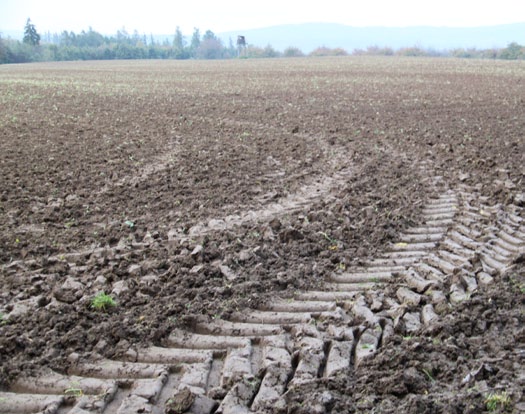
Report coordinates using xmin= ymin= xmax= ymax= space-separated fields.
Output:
xmin=1 ymin=18 xmax=524 ymax=64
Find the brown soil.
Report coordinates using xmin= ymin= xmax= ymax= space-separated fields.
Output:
xmin=0 ymin=57 xmax=523 ymax=413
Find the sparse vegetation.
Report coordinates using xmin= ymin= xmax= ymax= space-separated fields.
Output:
xmin=319 ymin=231 xmax=337 ymax=245
xmin=421 ymin=368 xmax=436 ymax=383
xmin=64 ymin=384 xmax=84 ymax=397
xmin=485 ymin=391 xmax=511 ymax=412
xmin=90 ymin=293 xmax=116 ymax=312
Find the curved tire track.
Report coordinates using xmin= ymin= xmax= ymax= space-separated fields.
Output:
xmin=2 ymin=179 xmax=523 ymax=414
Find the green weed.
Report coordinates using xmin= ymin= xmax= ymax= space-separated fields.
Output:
xmin=65 ymin=387 xmax=84 ymax=397
xmin=64 ymin=219 xmax=76 ymax=229
xmin=90 ymin=292 xmax=116 ymax=312
xmin=485 ymin=391 xmax=511 ymax=412
xmin=422 ymin=368 xmax=436 ymax=383
xmin=65 ymin=381 xmax=84 ymax=397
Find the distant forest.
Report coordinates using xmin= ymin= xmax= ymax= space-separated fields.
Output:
xmin=1 ymin=19 xmax=525 ymax=64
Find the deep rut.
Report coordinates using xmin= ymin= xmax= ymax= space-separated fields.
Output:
xmin=1 ymin=175 xmax=523 ymax=414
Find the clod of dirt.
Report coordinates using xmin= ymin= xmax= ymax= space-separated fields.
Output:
xmin=165 ymin=388 xmax=195 ymax=413
xmin=402 ymin=366 xmax=427 ymax=393
xmin=461 ymin=363 xmax=495 ymax=386
xmin=218 ymin=264 xmax=237 ymax=281
xmin=52 ymin=277 xmax=84 ymax=303
xmin=269 ymin=218 xmax=282 ymax=231
xmin=279 ymin=228 xmax=304 ymax=243
xmin=191 ymin=245 xmax=203 ymax=256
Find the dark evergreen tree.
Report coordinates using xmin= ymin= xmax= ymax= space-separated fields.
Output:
xmin=23 ymin=18 xmax=41 ymax=46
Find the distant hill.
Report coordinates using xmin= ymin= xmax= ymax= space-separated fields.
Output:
xmin=219 ymin=22 xmax=525 ymax=53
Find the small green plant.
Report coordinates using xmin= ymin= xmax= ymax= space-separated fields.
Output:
xmin=64 ymin=219 xmax=75 ymax=229
xmin=90 ymin=292 xmax=116 ymax=311
xmin=319 ymin=231 xmax=337 ymax=244
xmin=65 ymin=386 xmax=84 ymax=397
xmin=65 ymin=381 xmax=84 ymax=397
xmin=0 ymin=312 xmax=6 ymax=325
xmin=485 ymin=391 xmax=511 ymax=412
xmin=319 ymin=231 xmax=339 ymax=250
xmin=422 ymin=368 xmax=436 ymax=383
xmin=124 ymin=220 xmax=135 ymax=229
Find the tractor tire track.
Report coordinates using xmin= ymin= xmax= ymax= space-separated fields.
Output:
xmin=3 ymin=176 xmax=523 ymax=414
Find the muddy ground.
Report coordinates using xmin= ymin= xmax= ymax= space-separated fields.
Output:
xmin=0 ymin=57 xmax=524 ymax=413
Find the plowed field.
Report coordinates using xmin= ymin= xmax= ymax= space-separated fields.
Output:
xmin=0 ymin=57 xmax=524 ymax=413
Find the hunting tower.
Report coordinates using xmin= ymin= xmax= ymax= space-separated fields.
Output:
xmin=237 ymin=35 xmax=246 ymax=57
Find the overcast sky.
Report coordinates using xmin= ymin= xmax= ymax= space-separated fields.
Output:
xmin=1 ymin=0 xmax=525 ymax=35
